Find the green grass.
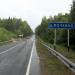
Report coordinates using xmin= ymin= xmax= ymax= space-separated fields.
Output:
xmin=38 ymin=37 xmax=75 ymax=63
xmin=36 ymin=39 xmax=75 ymax=75
xmin=47 ymin=43 xmax=75 ymax=63
xmin=0 ymin=28 xmax=16 ymax=42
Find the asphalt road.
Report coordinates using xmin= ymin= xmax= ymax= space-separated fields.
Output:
xmin=0 ymin=36 xmax=34 ymax=75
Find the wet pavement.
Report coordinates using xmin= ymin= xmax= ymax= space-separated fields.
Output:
xmin=0 ymin=35 xmax=41 ymax=75
xmin=0 ymin=36 xmax=33 ymax=75
xmin=29 ymin=40 xmax=41 ymax=75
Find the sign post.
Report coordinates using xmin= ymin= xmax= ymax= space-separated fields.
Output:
xmin=68 ymin=29 xmax=70 ymax=52
xmin=54 ymin=29 xmax=56 ymax=49
xmin=48 ymin=22 xmax=75 ymax=52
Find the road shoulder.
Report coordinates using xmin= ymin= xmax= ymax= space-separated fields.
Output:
xmin=36 ymin=40 xmax=75 ymax=75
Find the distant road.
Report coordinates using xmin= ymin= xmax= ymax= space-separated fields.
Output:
xmin=0 ymin=36 xmax=34 ymax=75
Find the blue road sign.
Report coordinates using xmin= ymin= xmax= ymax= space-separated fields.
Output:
xmin=48 ymin=22 xmax=75 ymax=29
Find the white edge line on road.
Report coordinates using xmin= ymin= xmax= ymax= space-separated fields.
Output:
xmin=0 ymin=42 xmax=25 ymax=55
xmin=25 ymin=41 xmax=34 ymax=75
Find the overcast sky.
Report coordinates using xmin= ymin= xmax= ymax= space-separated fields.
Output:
xmin=0 ymin=0 xmax=72 ymax=31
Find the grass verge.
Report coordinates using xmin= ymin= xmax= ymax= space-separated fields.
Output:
xmin=36 ymin=39 xmax=75 ymax=75
xmin=47 ymin=43 xmax=75 ymax=63
xmin=0 ymin=28 xmax=16 ymax=42
xmin=38 ymin=37 xmax=75 ymax=63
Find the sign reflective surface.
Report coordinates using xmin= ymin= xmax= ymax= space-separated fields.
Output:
xmin=48 ymin=22 xmax=75 ymax=29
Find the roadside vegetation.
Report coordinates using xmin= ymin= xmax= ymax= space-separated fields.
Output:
xmin=36 ymin=40 xmax=75 ymax=75
xmin=38 ymin=37 xmax=75 ymax=63
xmin=35 ymin=1 xmax=75 ymax=50
xmin=0 ymin=27 xmax=16 ymax=42
xmin=0 ymin=17 xmax=33 ymax=42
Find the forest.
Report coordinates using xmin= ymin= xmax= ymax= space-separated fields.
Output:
xmin=0 ymin=17 xmax=33 ymax=41
xmin=35 ymin=0 xmax=75 ymax=50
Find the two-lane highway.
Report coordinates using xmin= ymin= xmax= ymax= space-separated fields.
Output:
xmin=0 ymin=36 xmax=34 ymax=75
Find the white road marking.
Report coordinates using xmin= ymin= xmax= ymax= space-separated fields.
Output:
xmin=0 ymin=42 xmax=25 ymax=55
xmin=26 ymin=41 xmax=34 ymax=75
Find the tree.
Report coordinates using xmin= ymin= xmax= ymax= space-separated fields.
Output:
xmin=36 ymin=13 xmax=69 ymax=45
xmin=70 ymin=0 xmax=75 ymax=22
xmin=0 ymin=17 xmax=33 ymax=38
xmin=69 ymin=0 xmax=75 ymax=49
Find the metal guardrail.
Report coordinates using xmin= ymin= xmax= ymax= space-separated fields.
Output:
xmin=40 ymin=41 xmax=75 ymax=73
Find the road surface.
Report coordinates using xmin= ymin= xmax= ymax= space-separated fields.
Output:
xmin=29 ymin=40 xmax=41 ymax=75
xmin=0 ymin=36 xmax=34 ymax=75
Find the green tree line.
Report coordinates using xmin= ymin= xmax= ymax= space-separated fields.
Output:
xmin=35 ymin=1 xmax=75 ymax=50
xmin=0 ymin=17 xmax=33 ymax=41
